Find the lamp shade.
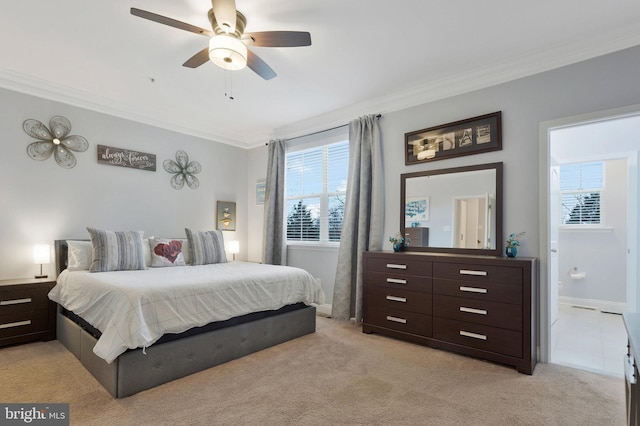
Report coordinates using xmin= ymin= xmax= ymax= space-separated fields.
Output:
xmin=33 ymin=244 xmax=51 ymax=265
xmin=209 ymin=35 xmax=247 ymax=71
xmin=228 ymin=240 xmax=240 ymax=255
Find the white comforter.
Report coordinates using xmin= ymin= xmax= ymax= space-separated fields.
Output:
xmin=49 ymin=262 xmax=324 ymax=363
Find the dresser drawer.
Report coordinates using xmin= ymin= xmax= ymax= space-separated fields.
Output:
xmin=367 ymin=286 xmax=432 ymax=315
xmin=434 ymin=263 xmax=522 ymax=285
xmin=433 ymin=294 xmax=522 ymax=331
xmin=0 ymin=310 xmax=49 ymax=339
xmin=433 ymin=317 xmax=522 ymax=358
xmin=0 ymin=287 xmax=49 ymax=315
xmin=366 ymin=256 xmax=432 ymax=277
xmin=366 ymin=271 xmax=432 ymax=293
xmin=433 ymin=278 xmax=522 ymax=305
xmin=365 ymin=307 xmax=432 ymax=337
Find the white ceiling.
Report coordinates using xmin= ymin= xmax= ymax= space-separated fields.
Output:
xmin=1 ymin=1 xmax=639 ymax=149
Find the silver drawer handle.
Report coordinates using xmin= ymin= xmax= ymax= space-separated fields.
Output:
xmin=460 ymin=330 xmax=487 ymax=340
xmin=459 ymin=269 xmax=487 ymax=276
xmin=459 ymin=286 xmax=488 ymax=294
xmin=386 ymin=278 xmax=407 ymax=284
xmin=0 ymin=298 xmax=32 ymax=306
xmin=460 ymin=307 xmax=487 ymax=315
xmin=0 ymin=320 xmax=32 ymax=329
xmin=386 ymin=315 xmax=407 ymax=324
xmin=386 ymin=295 xmax=407 ymax=303
xmin=386 ymin=263 xmax=407 ymax=270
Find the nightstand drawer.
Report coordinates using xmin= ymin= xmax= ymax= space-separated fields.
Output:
xmin=365 ymin=307 xmax=432 ymax=337
xmin=367 ymin=286 xmax=431 ymax=314
xmin=0 ymin=279 xmax=56 ymax=347
xmin=433 ymin=294 xmax=522 ymax=331
xmin=0 ymin=287 xmax=49 ymax=315
xmin=0 ymin=310 xmax=48 ymax=339
xmin=433 ymin=317 xmax=522 ymax=358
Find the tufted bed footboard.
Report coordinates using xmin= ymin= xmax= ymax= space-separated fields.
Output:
xmin=56 ymin=303 xmax=316 ymax=397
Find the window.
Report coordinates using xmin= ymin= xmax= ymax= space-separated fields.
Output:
xmin=285 ymin=138 xmax=349 ymax=243
xmin=559 ymin=161 xmax=603 ymax=225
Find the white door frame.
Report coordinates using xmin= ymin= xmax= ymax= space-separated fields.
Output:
xmin=538 ymin=104 xmax=640 ymax=363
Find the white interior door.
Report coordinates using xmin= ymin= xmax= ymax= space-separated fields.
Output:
xmin=549 ymin=165 xmax=560 ymax=354
xmin=458 ymin=200 xmax=468 ymax=247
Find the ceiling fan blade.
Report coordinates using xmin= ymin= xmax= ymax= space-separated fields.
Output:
xmin=211 ymin=0 xmax=237 ymax=33
xmin=130 ymin=8 xmax=214 ymax=37
xmin=183 ymin=48 xmax=210 ymax=68
xmin=246 ymin=31 xmax=311 ymax=47
xmin=247 ymin=50 xmax=276 ymax=80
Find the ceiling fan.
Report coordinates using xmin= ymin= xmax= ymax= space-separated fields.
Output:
xmin=131 ymin=0 xmax=311 ymax=80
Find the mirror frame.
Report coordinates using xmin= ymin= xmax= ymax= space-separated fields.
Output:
xmin=400 ymin=162 xmax=503 ymax=256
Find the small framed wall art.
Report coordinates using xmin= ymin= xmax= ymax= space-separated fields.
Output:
xmin=405 ymin=111 xmax=502 ymax=165
xmin=405 ymin=196 xmax=429 ymax=224
xmin=216 ymin=201 xmax=236 ymax=231
xmin=256 ymin=180 xmax=266 ymax=205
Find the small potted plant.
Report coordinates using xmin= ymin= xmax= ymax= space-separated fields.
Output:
xmin=505 ymin=232 xmax=525 ymax=258
xmin=389 ymin=233 xmax=409 ymax=252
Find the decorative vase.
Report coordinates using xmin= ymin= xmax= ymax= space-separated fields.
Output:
xmin=393 ymin=242 xmax=404 ymax=252
xmin=506 ymin=246 xmax=517 ymax=258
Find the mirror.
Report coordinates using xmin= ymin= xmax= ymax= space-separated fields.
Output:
xmin=401 ymin=162 xmax=503 ymax=256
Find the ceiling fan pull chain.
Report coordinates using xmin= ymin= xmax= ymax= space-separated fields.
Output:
xmin=225 ymin=70 xmax=234 ymax=100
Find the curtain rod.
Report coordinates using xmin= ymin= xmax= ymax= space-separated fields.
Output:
xmin=266 ymin=114 xmax=382 ymax=145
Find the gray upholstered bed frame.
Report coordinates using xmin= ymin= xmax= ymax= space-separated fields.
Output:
xmin=53 ymin=240 xmax=316 ymax=398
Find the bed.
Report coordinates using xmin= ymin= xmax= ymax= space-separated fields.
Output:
xmin=50 ymin=238 xmax=323 ymax=398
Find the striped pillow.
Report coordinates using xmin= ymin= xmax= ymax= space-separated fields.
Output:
xmin=184 ymin=228 xmax=227 ymax=265
xmin=87 ymin=228 xmax=147 ymax=272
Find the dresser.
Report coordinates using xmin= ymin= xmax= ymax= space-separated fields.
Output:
xmin=363 ymin=251 xmax=537 ymax=374
xmin=0 ymin=278 xmax=57 ymax=347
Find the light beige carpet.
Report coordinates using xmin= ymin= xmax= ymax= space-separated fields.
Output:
xmin=0 ymin=317 xmax=625 ymax=425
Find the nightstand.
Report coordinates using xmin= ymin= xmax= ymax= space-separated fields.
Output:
xmin=0 ymin=278 xmax=57 ymax=347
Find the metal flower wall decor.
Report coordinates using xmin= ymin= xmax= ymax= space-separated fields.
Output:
xmin=163 ymin=150 xmax=202 ymax=189
xmin=23 ymin=116 xmax=89 ymax=169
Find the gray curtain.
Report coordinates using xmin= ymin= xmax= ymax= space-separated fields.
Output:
xmin=332 ymin=115 xmax=384 ymax=322
xmin=262 ymin=139 xmax=286 ymax=265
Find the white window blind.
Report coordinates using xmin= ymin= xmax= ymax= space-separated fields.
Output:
xmin=285 ymin=134 xmax=349 ymax=243
xmin=559 ymin=161 xmax=603 ymax=225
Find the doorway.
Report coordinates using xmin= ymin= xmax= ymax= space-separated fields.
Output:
xmin=539 ymin=105 xmax=640 ymax=376
xmin=453 ymin=194 xmax=489 ymax=249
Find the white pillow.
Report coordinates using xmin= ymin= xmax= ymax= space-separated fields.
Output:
xmin=143 ymin=238 xmax=152 ymax=267
xmin=179 ymin=238 xmax=191 ymax=265
xmin=67 ymin=240 xmax=92 ymax=271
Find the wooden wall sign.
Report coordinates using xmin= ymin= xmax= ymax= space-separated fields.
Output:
xmin=97 ymin=144 xmax=156 ymax=171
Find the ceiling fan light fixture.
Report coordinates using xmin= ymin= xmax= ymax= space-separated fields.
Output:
xmin=209 ymin=35 xmax=247 ymax=70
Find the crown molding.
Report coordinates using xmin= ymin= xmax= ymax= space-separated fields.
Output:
xmin=0 ymin=68 xmax=253 ymax=149
xmin=263 ymin=28 xmax=640 ymax=149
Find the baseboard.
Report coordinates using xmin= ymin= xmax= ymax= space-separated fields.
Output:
xmin=313 ymin=303 xmax=332 ymax=318
xmin=559 ymin=296 xmax=626 ymax=314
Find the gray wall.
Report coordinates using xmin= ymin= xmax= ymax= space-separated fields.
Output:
xmin=6 ymin=44 xmax=640 ymax=303
xmin=0 ymin=88 xmax=248 ymax=280
xmin=247 ymin=45 xmax=640 ymax=305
